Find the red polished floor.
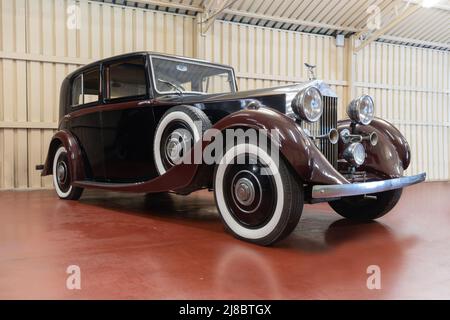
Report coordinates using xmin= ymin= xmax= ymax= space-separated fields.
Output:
xmin=0 ymin=182 xmax=449 ymax=299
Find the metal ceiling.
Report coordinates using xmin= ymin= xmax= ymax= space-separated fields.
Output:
xmin=97 ymin=0 xmax=450 ymax=50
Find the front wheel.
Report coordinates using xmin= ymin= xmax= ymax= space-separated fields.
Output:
xmin=52 ymin=145 xmax=83 ymax=200
xmin=328 ymin=188 xmax=403 ymax=221
xmin=214 ymin=143 xmax=303 ymax=246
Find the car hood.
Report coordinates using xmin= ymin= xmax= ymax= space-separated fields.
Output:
xmin=155 ymin=80 xmax=337 ymax=106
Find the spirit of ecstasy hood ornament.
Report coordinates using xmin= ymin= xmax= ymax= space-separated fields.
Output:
xmin=305 ymin=63 xmax=317 ymax=80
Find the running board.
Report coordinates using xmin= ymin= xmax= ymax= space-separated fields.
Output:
xmin=73 ymin=180 xmax=142 ymax=189
xmin=72 ymin=162 xmax=199 ymax=193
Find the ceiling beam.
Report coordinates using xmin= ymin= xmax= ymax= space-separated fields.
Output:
xmin=220 ymin=8 xmax=360 ymax=33
xmin=201 ymin=0 xmax=236 ymax=34
xmin=405 ymin=0 xmax=450 ymax=11
xmin=131 ymin=0 xmax=203 ymax=12
xmin=106 ymin=0 xmax=447 ymax=51
xmin=379 ymin=35 xmax=450 ymax=50
xmin=203 ymin=0 xmax=217 ymax=12
xmin=354 ymin=4 xmax=422 ymax=53
xmin=354 ymin=0 xmax=406 ymax=41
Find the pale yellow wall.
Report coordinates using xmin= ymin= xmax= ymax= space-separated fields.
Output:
xmin=196 ymin=19 xmax=349 ymax=112
xmin=0 ymin=0 xmax=448 ymax=189
xmin=0 ymin=0 xmax=195 ymax=189
xmin=353 ymin=40 xmax=449 ymax=180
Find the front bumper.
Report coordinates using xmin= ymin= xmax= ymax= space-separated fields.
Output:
xmin=311 ymin=172 xmax=426 ymax=199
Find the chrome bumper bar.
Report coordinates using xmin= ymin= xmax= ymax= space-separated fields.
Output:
xmin=312 ymin=173 xmax=426 ymax=199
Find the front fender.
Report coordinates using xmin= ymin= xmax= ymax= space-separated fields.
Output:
xmin=337 ymin=118 xmax=411 ymax=179
xmin=370 ymin=118 xmax=411 ymax=170
xmin=212 ymin=108 xmax=348 ymax=185
xmin=41 ymin=130 xmax=86 ymax=181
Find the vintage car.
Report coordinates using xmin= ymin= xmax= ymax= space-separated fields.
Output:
xmin=39 ymin=52 xmax=425 ymax=245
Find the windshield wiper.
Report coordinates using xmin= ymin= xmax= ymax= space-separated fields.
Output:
xmin=157 ymin=78 xmax=183 ymax=96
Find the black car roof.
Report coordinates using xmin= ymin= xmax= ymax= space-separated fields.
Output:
xmin=65 ymin=51 xmax=234 ymax=80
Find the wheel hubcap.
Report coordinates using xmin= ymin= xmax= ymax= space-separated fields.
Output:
xmin=166 ymin=137 xmax=182 ymax=163
xmin=229 ymin=169 xmax=263 ymax=215
xmin=164 ymin=128 xmax=192 ymax=165
xmin=57 ymin=162 xmax=67 ymax=184
xmin=54 ymin=150 xmax=71 ymax=194
xmin=234 ymin=177 xmax=255 ymax=206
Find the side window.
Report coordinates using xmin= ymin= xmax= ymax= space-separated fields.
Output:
xmin=106 ymin=58 xmax=147 ymax=99
xmin=83 ymin=69 xmax=100 ymax=104
xmin=201 ymin=72 xmax=233 ymax=94
xmin=71 ymin=68 xmax=100 ymax=107
xmin=71 ymin=75 xmax=82 ymax=106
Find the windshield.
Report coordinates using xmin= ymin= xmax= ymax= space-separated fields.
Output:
xmin=151 ymin=56 xmax=236 ymax=95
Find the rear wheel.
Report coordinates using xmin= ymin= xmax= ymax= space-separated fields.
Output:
xmin=52 ymin=146 xmax=83 ymax=200
xmin=328 ymin=188 xmax=402 ymax=221
xmin=214 ymin=143 xmax=303 ymax=246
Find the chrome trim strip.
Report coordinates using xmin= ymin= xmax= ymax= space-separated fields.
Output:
xmin=300 ymin=95 xmax=338 ymax=168
xmin=312 ymin=172 xmax=426 ymax=199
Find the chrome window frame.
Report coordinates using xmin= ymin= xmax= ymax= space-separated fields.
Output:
xmin=71 ymin=73 xmax=84 ymax=108
xmin=70 ymin=68 xmax=101 ymax=108
xmin=149 ymin=54 xmax=237 ymax=95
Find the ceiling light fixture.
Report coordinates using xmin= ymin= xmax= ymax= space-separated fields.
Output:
xmin=421 ymin=0 xmax=440 ymax=8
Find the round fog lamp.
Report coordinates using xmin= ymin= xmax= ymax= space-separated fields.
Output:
xmin=343 ymin=142 xmax=366 ymax=166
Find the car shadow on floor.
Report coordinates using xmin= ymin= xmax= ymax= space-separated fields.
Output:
xmin=77 ymin=190 xmax=415 ymax=255
xmin=278 ymin=217 xmax=395 ymax=252
xmin=78 ymin=190 xmax=224 ymax=234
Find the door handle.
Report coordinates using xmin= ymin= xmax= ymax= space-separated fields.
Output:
xmin=138 ymin=100 xmax=153 ymax=107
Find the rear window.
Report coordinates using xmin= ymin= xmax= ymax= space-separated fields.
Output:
xmin=106 ymin=57 xmax=147 ymax=99
xmin=71 ymin=68 xmax=100 ymax=106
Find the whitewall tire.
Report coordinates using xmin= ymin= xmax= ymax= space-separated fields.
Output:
xmin=52 ymin=145 xmax=83 ymax=200
xmin=214 ymin=143 xmax=304 ymax=245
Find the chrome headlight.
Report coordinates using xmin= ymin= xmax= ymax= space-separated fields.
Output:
xmin=292 ymin=86 xmax=323 ymax=123
xmin=347 ymin=95 xmax=374 ymax=125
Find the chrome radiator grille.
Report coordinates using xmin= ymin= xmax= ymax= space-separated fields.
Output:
xmin=301 ymin=96 xmax=338 ymax=168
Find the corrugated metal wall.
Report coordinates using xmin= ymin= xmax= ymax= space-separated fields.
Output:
xmin=197 ymin=20 xmax=349 ymax=111
xmin=353 ymin=40 xmax=449 ymax=181
xmin=0 ymin=0 xmax=195 ymax=189
xmin=0 ymin=0 xmax=448 ymax=189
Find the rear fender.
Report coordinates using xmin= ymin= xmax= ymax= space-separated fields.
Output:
xmin=41 ymin=130 xmax=86 ymax=181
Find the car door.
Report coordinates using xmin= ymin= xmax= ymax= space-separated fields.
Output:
xmin=67 ymin=67 xmax=105 ymax=181
xmin=101 ymin=55 xmax=158 ymax=182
